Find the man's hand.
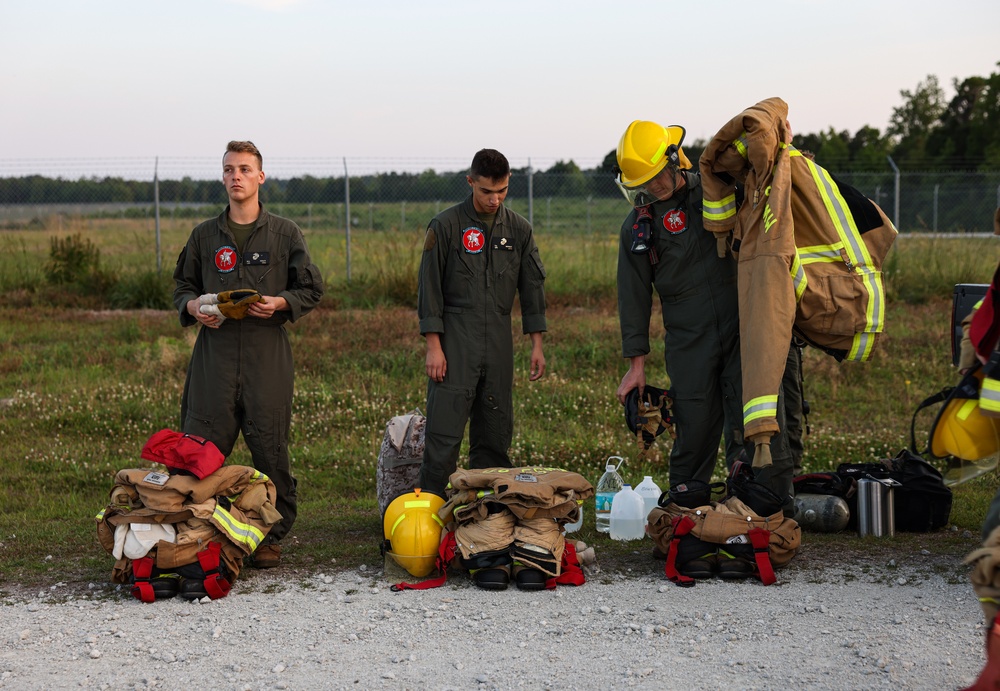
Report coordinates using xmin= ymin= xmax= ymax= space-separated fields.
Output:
xmin=188 ymin=296 xmax=222 ymax=328
xmin=247 ymin=295 xmax=287 ymax=319
xmin=616 ymin=355 xmax=647 ymax=404
xmin=529 ymin=333 xmax=545 ymax=381
xmin=425 ymin=333 xmax=447 ymax=382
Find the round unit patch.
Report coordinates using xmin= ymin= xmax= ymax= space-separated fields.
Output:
xmin=214 ymin=246 xmax=238 ymax=273
xmin=663 ymin=209 xmax=687 ymax=235
xmin=462 ymin=227 xmax=485 ymax=254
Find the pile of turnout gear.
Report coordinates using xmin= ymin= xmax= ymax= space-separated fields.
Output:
xmin=388 ymin=466 xmax=594 ymax=592
xmin=647 ymin=461 xmax=800 ymax=586
xmin=95 ymin=429 xmax=281 ymax=602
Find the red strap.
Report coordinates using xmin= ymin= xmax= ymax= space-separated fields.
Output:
xmin=204 ymin=573 xmax=232 ymax=599
xmin=196 ymin=542 xmax=232 ymax=600
xmin=748 ymin=527 xmax=776 ymax=585
xmin=664 ymin=515 xmax=696 ymax=587
xmin=392 ymin=531 xmax=457 ymax=591
xmin=546 ymin=541 xmax=585 ymax=589
xmin=130 ymin=556 xmax=156 ymax=603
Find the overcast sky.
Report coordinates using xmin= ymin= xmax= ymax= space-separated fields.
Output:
xmin=1 ymin=0 xmax=998 ymax=178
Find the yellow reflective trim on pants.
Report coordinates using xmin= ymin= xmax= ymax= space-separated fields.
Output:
xmin=703 ymin=193 xmax=737 ymax=222
xmin=743 ymin=395 xmax=779 ymax=425
xmin=790 ymin=251 xmax=806 ymax=301
xmin=95 ymin=509 xmax=106 ymax=521
xmin=213 ymin=505 xmax=265 ymax=551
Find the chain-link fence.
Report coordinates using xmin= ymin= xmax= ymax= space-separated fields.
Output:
xmin=1 ymin=158 xmax=998 ymax=237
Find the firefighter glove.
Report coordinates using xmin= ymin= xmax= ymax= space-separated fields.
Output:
xmin=216 ymin=289 xmax=262 ymax=319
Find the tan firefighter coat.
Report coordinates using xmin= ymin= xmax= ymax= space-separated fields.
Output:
xmin=700 ymin=97 xmax=897 ymax=443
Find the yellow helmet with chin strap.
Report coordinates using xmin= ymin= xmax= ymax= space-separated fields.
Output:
xmin=922 ymin=366 xmax=1000 ymax=485
xmin=382 ymin=489 xmax=446 ymax=578
xmin=616 ymin=120 xmax=692 ymax=188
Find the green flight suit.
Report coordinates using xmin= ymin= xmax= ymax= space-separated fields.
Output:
xmin=618 ymin=174 xmax=763 ymax=487
xmin=173 ymin=204 xmax=324 ymax=544
xmin=417 ymin=195 xmax=547 ymax=496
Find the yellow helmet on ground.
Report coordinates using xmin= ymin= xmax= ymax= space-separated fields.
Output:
xmin=616 ymin=120 xmax=692 ymax=189
xmin=928 ymin=368 xmax=1000 ymax=485
xmin=382 ymin=489 xmax=445 ymax=578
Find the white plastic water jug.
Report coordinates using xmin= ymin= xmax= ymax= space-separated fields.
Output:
xmin=609 ymin=485 xmax=646 ymax=540
xmin=634 ymin=476 xmax=662 ymax=520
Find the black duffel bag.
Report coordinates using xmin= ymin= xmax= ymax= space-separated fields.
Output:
xmin=836 ymin=449 xmax=952 ymax=532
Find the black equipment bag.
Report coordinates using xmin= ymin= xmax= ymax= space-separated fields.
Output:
xmin=882 ymin=449 xmax=953 ymax=532
xmin=837 ymin=451 xmax=952 ymax=532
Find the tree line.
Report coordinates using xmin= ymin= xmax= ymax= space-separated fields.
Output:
xmin=1 ymin=66 xmax=998 ymax=207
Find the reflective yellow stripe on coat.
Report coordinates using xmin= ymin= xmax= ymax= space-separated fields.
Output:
xmin=744 ymin=395 xmax=779 ymax=427
xmin=213 ymin=505 xmax=266 ymax=551
xmin=790 ymin=147 xmax=886 ymax=361
xmin=982 ymin=377 xmax=1000 ymax=416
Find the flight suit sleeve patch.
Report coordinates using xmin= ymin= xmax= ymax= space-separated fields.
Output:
xmin=423 ymin=228 xmax=437 ymax=251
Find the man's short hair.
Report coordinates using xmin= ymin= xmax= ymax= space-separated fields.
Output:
xmin=225 ymin=140 xmax=263 ymax=169
xmin=470 ymin=149 xmax=510 ymax=181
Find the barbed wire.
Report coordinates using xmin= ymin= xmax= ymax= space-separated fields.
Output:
xmin=0 ymin=156 xmax=609 ymax=181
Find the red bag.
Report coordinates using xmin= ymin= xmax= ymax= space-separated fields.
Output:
xmin=140 ymin=429 xmax=224 ymax=479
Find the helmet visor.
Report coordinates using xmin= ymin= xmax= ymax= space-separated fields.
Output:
xmin=615 ymin=175 xmax=663 ymax=207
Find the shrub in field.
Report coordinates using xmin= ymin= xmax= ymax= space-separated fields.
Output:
xmin=46 ymin=233 xmax=101 ymax=285
xmin=108 ymin=269 xmax=174 ymax=310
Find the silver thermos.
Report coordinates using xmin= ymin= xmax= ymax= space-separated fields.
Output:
xmin=857 ymin=475 xmax=901 ymax=537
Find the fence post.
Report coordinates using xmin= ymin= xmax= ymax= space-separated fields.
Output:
xmin=933 ymin=184 xmax=939 ymax=232
xmin=401 ymin=200 xmax=406 ymax=230
xmin=546 ymin=197 xmax=551 ymax=231
xmin=154 ymin=157 xmax=161 ymax=273
xmin=586 ymin=195 xmax=593 ymax=233
xmin=527 ymin=159 xmax=534 ymax=227
xmin=887 ymin=156 xmax=900 ymax=231
xmin=369 ymin=202 xmax=374 ymax=231
xmin=343 ymin=157 xmax=351 ymax=283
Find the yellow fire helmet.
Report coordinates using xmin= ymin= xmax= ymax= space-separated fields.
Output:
xmin=928 ymin=368 xmax=1000 ymax=485
xmin=382 ymin=489 xmax=445 ymax=578
xmin=616 ymin=120 xmax=692 ymax=189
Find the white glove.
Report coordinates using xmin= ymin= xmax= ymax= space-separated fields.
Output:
xmin=198 ymin=303 xmax=227 ymax=324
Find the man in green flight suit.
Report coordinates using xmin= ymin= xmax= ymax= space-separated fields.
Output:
xmin=173 ymin=140 xmax=324 ymax=569
xmin=614 ymin=120 xmax=793 ymax=498
xmin=417 ymin=149 xmax=547 ymax=497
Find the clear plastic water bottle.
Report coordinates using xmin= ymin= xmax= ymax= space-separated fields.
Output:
xmin=595 ymin=456 xmax=625 ymax=533
xmin=610 ymin=484 xmax=646 ymax=540
xmin=634 ymin=475 xmax=662 ymax=521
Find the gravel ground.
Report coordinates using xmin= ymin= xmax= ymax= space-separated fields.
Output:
xmin=0 ymin=540 xmax=989 ymax=691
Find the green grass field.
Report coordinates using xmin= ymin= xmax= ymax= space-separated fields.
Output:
xmin=1 ymin=211 xmax=999 ymax=592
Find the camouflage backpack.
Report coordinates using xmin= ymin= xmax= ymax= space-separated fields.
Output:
xmin=376 ymin=410 xmax=426 ymax=516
